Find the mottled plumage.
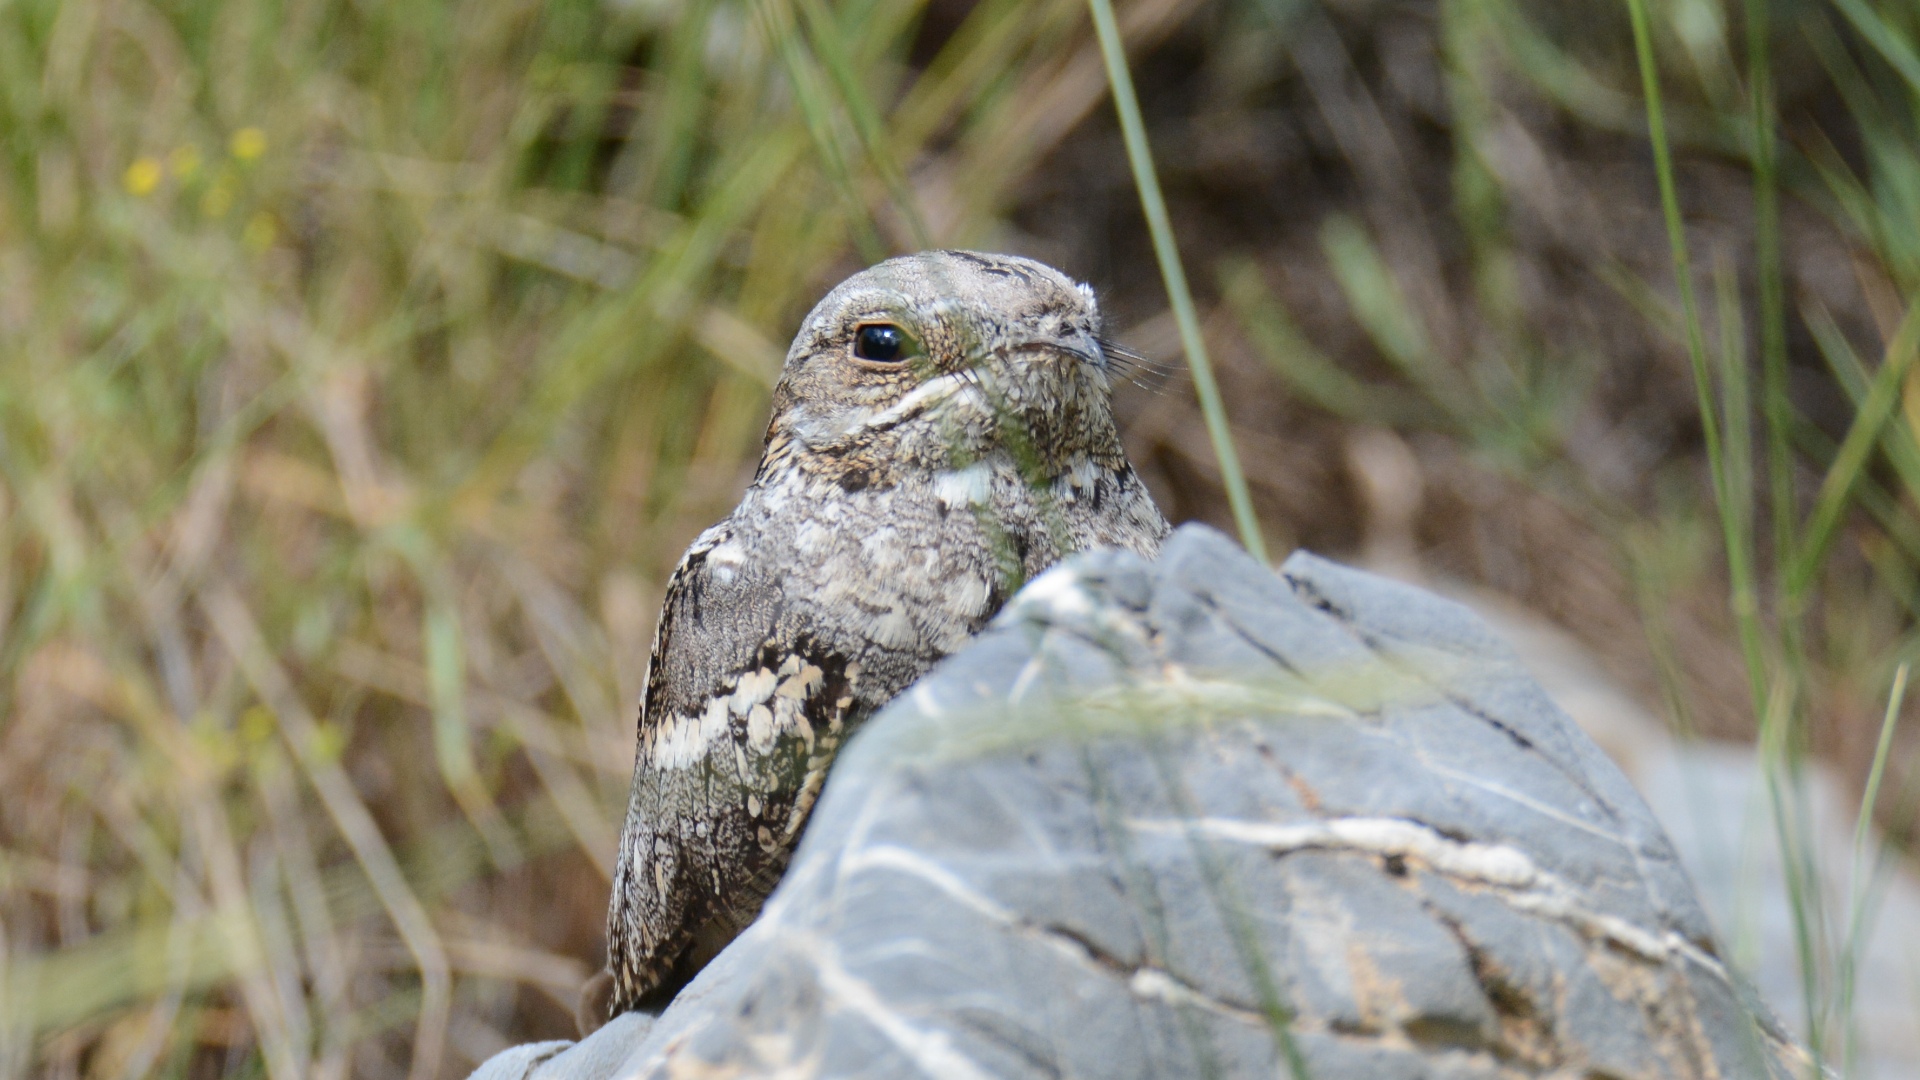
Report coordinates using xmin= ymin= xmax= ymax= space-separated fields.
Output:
xmin=604 ymin=250 xmax=1169 ymax=1017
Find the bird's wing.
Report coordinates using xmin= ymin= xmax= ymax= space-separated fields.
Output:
xmin=606 ymin=521 xmax=861 ymax=1011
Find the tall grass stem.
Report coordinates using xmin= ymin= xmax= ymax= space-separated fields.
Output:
xmin=1087 ymin=0 xmax=1268 ymax=563
xmin=1743 ymin=0 xmax=1795 ymax=602
xmin=1622 ymin=0 xmax=1767 ymax=709
xmin=1837 ymin=662 xmax=1908 ymax=1076
xmin=1624 ymin=0 xmax=1826 ymax=1065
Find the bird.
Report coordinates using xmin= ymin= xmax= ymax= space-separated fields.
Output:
xmin=601 ymin=249 xmax=1170 ymax=1019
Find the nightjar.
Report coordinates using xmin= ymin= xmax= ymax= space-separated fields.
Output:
xmin=603 ymin=250 xmax=1170 ymax=1018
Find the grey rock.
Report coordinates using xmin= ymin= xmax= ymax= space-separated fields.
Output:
xmin=480 ymin=523 xmax=1813 ymax=1079
xmin=467 ymin=1015 xmax=654 ymax=1080
xmin=465 ymin=1040 xmax=572 ymax=1080
xmin=1464 ymin=585 xmax=1920 ymax=1078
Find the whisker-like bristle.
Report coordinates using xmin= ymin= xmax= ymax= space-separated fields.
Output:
xmin=1097 ymin=339 xmax=1177 ymax=372
xmin=1097 ymin=337 xmax=1183 ymax=393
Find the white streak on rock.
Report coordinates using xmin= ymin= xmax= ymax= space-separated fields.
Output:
xmin=1139 ymin=816 xmax=1539 ymax=889
xmin=1423 ymin=762 xmax=1626 ymax=846
xmin=910 ymin=683 xmax=945 ymax=718
xmin=1135 ymin=814 xmax=1735 ymax=978
xmin=1126 ymin=969 xmax=1263 ymax=1024
xmin=843 ymin=845 xmax=1019 ymax=924
xmin=790 ymin=931 xmax=1000 ymax=1080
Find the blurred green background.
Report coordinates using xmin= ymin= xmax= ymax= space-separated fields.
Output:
xmin=5 ymin=0 xmax=1920 ymax=1075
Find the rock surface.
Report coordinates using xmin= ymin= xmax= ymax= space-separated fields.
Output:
xmin=479 ymin=524 xmax=1812 ymax=1079
xmin=1464 ymin=593 xmax=1920 ymax=1079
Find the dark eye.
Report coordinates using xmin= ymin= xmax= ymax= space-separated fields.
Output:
xmin=853 ymin=323 xmax=916 ymax=363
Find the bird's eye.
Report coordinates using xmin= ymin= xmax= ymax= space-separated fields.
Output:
xmin=853 ymin=323 xmax=917 ymax=364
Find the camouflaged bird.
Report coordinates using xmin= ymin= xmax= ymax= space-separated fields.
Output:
xmin=604 ymin=250 xmax=1169 ymax=1017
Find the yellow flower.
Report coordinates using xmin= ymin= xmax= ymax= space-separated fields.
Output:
xmin=243 ymin=212 xmax=277 ymax=250
xmin=123 ymin=157 xmax=163 ymax=196
xmin=230 ymin=127 xmax=267 ymax=161
xmin=169 ymin=145 xmax=202 ymax=180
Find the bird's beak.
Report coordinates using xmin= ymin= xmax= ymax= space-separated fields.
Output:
xmin=1032 ymin=330 xmax=1106 ymax=371
xmin=1075 ymin=330 xmax=1108 ymax=371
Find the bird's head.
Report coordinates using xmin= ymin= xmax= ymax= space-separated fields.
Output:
xmin=762 ymin=250 xmax=1126 ymax=479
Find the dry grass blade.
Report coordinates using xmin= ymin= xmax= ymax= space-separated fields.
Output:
xmin=201 ymin=586 xmax=451 ymax=1080
xmin=331 ymin=642 xmax=621 ymax=875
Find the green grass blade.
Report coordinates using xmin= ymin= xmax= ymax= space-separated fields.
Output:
xmin=1622 ymin=0 xmax=1767 ymax=705
xmin=1316 ymin=214 xmax=1455 ymax=413
xmin=472 ymin=128 xmax=806 ymax=493
xmin=1835 ymin=662 xmax=1907 ymax=1078
xmin=1831 ymin=0 xmax=1920 ymax=98
xmin=890 ymin=0 xmax=1044 ymax=154
xmin=1791 ymin=307 xmax=1920 ymax=598
xmin=1220 ymin=256 xmax=1429 ymax=426
xmin=1087 ymin=0 xmax=1267 ymax=563
xmin=613 ymin=0 xmax=719 ymax=209
xmin=1806 ymin=303 xmax=1920 ymax=509
xmin=1147 ymin=742 xmax=1310 ymax=1080
xmin=1853 ymin=662 xmax=1905 ymax=892
xmin=424 ymin=599 xmax=522 ymax=868
xmin=757 ymin=0 xmax=888 ymax=262
xmin=793 ymin=0 xmax=933 ymax=248
xmin=1623 ymin=0 xmax=1813 ymax=1065
xmin=1714 ymin=261 xmax=1755 ymax=619
xmin=1743 ymin=0 xmax=1795 ymax=598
